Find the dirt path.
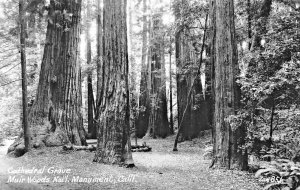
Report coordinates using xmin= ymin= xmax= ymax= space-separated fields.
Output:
xmin=0 ymin=136 xmax=261 ymax=190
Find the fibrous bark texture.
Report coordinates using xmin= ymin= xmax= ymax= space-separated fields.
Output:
xmin=93 ymin=0 xmax=134 ymax=166
xmin=210 ymin=0 xmax=248 ymax=170
xmin=8 ymin=0 xmax=86 ymax=157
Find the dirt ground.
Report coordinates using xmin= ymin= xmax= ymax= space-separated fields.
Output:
xmin=0 ymin=135 xmax=261 ymax=190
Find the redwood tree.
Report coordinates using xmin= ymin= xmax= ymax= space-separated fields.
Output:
xmin=136 ymin=0 xmax=150 ymax=137
xmin=146 ymin=9 xmax=169 ymax=138
xmin=210 ymin=0 xmax=248 ymax=170
xmin=9 ymin=0 xmax=86 ymax=156
xmin=93 ymin=0 xmax=134 ymax=166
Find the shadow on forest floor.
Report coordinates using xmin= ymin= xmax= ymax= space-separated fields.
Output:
xmin=0 ymin=135 xmax=261 ymax=190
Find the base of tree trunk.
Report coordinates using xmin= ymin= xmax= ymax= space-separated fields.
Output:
xmin=7 ymin=120 xmax=72 ymax=157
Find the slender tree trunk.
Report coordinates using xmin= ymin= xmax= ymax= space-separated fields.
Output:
xmin=96 ymin=0 xmax=103 ymax=114
xmin=175 ymin=0 xmax=191 ymax=141
xmin=94 ymin=0 xmax=134 ymax=167
xmin=19 ymin=0 xmax=31 ymax=153
xmin=86 ymin=0 xmax=96 ymax=139
xmin=210 ymin=0 xmax=248 ymax=170
xmin=169 ymin=36 xmax=174 ymax=135
xmin=269 ymin=102 xmax=275 ymax=146
xmin=175 ymin=1 xmax=209 ymax=141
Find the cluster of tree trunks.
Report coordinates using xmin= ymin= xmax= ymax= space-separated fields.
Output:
xmin=9 ymin=0 xmax=87 ymax=157
xmin=174 ymin=0 xmax=210 ymax=142
xmin=146 ymin=10 xmax=170 ymax=138
xmin=136 ymin=1 xmax=170 ymax=138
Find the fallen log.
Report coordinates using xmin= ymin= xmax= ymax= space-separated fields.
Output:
xmin=131 ymin=145 xmax=152 ymax=152
xmin=62 ymin=144 xmax=152 ymax=152
xmin=62 ymin=144 xmax=96 ymax=151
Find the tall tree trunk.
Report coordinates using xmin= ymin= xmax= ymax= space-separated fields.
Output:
xmin=169 ymin=36 xmax=174 ymax=135
xmin=8 ymin=0 xmax=86 ymax=157
xmin=96 ymin=0 xmax=103 ymax=113
xmin=136 ymin=0 xmax=150 ymax=138
xmin=146 ymin=9 xmax=169 ymax=138
xmin=86 ymin=0 xmax=96 ymax=139
xmin=93 ymin=0 xmax=134 ymax=167
xmin=210 ymin=0 xmax=248 ymax=170
xmin=19 ymin=0 xmax=31 ymax=153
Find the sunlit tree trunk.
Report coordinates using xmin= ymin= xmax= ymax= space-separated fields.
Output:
xmin=93 ymin=0 xmax=134 ymax=166
xmin=210 ymin=0 xmax=248 ymax=170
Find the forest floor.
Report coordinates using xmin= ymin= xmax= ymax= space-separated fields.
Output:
xmin=0 ymin=134 xmax=261 ymax=190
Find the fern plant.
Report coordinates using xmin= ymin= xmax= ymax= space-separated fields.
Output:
xmin=255 ymin=159 xmax=300 ymax=190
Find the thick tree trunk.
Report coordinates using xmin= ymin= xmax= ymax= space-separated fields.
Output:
xmin=19 ymin=0 xmax=31 ymax=153
xmin=210 ymin=0 xmax=248 ymax=170
xmin=146 ymin=10 xmax=169 ymax=138
xmin=86 ymin=0 xmax=96 ymax=139
xmin=136 ymin=0 xmax=150 ymax=138
xmin=93 ymin=0 xmax=134 ymax=166
xmin=8 ymin=0 xmax=86 ymax=157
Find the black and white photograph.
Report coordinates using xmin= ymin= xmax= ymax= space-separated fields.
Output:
xmin=0 ymin=0 xmax=299 ymax=189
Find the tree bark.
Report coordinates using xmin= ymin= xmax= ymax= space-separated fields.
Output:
xmin=19 ymin=0 xmax=31 ymax=153
xmin=210 ymin=0 xmax=248 ymax=170
xmin=93 ymin=0 xmax=134 ymax=166
xmin=8 ymin=0 xmax=87 ymax=157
